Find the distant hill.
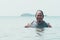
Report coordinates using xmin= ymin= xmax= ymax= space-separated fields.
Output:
xmin=20 ymin=13 xmax=48 ymax=17
xmin=20 ymin=13 xmax=34 ymax=17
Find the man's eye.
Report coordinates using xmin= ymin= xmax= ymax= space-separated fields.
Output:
xmin=38 ymin=15 xmax=40 ymax=16
xmin=38 ymin=15 xmax=42 ymax=16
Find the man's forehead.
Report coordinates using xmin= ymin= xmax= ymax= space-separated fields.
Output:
xmin=36 ymin=11 xmax=42 ymax=14
xmin=37 ymin=11 xmax=42 ymax=13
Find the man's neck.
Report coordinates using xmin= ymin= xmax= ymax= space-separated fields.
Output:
xmin=37 ymin=20 xmax=44 ymax=24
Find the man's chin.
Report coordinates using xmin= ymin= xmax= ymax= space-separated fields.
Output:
xmin=37 ymin=20 xmax=42 ymax=22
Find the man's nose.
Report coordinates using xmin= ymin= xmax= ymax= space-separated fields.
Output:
xmin=38 ymin=16 xmax=42 ymax=18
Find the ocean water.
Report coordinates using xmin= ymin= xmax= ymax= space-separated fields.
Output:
xmin=0 ymin=16 xmax=60 ymax=40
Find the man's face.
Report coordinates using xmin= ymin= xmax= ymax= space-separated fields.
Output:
xmin=35 ymin=11 xmax=44 ymax=22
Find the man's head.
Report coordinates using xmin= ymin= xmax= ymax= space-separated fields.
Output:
xmin=35 ymin=10 xmax=44 ymax=22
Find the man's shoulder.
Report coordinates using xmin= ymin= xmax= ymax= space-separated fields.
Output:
xmin=43 ymin=21 xmax=52 ymax=27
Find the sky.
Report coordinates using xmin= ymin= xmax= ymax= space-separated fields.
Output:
xmin=0 ymin=0 xmax=60 ymax=16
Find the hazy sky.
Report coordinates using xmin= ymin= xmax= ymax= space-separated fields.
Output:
xmin=0 ymin=0 xmax=60 ymax=16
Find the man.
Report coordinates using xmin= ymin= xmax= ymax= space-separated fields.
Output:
xmin=25 ymin=10 xmax=51 ymax=28
xmin=25 ymin=10 xmax=52 ymax=36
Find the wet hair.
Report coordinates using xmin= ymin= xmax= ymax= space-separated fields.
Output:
xmin=35 ymin=10 xmax=44 ymax=17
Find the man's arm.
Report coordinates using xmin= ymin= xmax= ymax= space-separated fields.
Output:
xmin=25 ymin=23 xmax=31 ymax=28
xmin=25 ymin=21 xmax=34 ymax=28
xmin=47 ymin=23 xmax=52 ymax=28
